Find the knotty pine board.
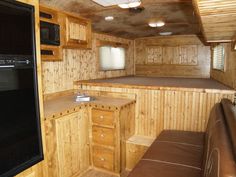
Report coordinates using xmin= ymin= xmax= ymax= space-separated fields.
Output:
xmin=135 ymin=35 xmax=211 ymax=78
xmin=79 ymin=85 xmax=235 ymax=137
xmin=211 ymin=43 xmax=236 ymax=90
xmin=42 ymin=33 xmax=134 ymax=94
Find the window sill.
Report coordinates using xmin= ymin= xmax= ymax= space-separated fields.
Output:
xmin=212 ymin=68 xmax=225 ymax=73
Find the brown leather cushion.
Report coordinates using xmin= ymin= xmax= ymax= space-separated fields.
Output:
xmin=128 ymin=160 xmax=202 ymax=177
xmin=157 ymin=130 xmax=205 ymax=147
xmin=221 ymin=99 xmax=236 ymax=160
xmin=204 ymin=120 xmax=236 ymax=177
xmin=143 ymin=140 xmax=203 ymax=168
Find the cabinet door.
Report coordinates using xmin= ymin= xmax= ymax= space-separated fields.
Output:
xmin=45 ymin=110 xmax=90 ymax=177
xmin=64 ymin=15 xmax=91 ymax=49
xmin=55 ymin=113 xmax=81 ymax=177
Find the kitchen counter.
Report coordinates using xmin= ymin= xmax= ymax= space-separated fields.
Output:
xmin=44 ymin=94 xmax=135 ymax=120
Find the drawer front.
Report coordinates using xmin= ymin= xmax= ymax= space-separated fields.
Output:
xmin=92 ymin=109 xmax=115 ymax=126
xmin=93 ymin=146 xmax=114 ymax=171
xmin=92 ymin=126 xmax=115 ymax=146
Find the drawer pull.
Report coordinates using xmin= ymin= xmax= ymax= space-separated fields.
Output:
xmin=100 ymin=157 xmax=105 ymax=161
xmin=100 ymin=134 xmax=105 ymax=138
xmin=100 ymin=115 xmax=104 ymax=119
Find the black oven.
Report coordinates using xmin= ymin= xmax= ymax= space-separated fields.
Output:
xmin=40 ymin=21 xmax=60 ymax=46
xmin=0 ymin=1 xmax=43 ymax=176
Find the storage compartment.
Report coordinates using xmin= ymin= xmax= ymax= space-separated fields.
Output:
xmin=92 ymin=109 xmax=115 ymax=127
xmin=92 ymin=126 xmax=115 ymax=146
xmin=63 ymin=15 xmax=92 ymax=49
xmin=93 ymin=146 xmax=114 ymax=171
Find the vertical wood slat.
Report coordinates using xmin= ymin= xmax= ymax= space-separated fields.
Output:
xmin=42 ymin=33 xmax=135 ymax=95
xmin=81 ymin=85 xmax=235 ymax=138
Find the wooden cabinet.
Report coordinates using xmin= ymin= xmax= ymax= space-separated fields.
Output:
xmin=63 ymin=14 xmax=92 ymax=49
xmin=39 ymin=5 xmax=63 ymax=61
xmin=39 ymin=5 xmax=92 ymax=61
xmin=45 ymin=110 xmax=90 ymax=177
xmin=91 ymin=108 xmax=118 ymax=173
xmin=146 ymin=45 xmax=198 ymax=65
xmin=93 ymin=146 xmax=115 ymax=171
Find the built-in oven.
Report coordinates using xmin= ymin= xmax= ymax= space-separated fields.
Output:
xmin=0 ymin=1 xmax=43 ymax=176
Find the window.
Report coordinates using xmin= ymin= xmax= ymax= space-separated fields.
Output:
xmin=212 ymin=44 xmax=225 ymax=71
xmin=99 ymin=46 xmax=126 ymax=71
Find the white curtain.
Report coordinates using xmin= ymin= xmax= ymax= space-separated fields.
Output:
xmin=99 ymin=46 xmax=125 ymax=70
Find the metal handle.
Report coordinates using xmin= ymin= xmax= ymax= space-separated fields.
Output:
xmin=0 ymin=65 xmax=15 ymax=68
xmin=16 ymin=60 xmax=30 ymax=64
xmin=100 ymin=115 xmax=104 ymax=119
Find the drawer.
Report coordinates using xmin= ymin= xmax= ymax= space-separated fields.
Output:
xmin=93 ymin=146 xmax=114 ymax=171
xmin=92 ymin=126 xmax=115 ymax=146
xmin=92 ymin=109 xmax=115 ymax=126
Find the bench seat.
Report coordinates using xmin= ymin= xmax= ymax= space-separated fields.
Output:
xmin=128 ymin=99 xmax=236 ymax=177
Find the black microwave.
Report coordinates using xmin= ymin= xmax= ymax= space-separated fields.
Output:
xmin=40 ymin=21 xmax=60 ymax=46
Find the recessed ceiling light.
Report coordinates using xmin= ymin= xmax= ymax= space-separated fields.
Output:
xmin=118 ymin=0 xmax=141 ymax=9
xmin=159 ymin=32 xmax=173 ymax=36
xmin=148 ymin=21 xmax=165 ymax=27
xmin=105 ymin=16 xmax=114 ymax=21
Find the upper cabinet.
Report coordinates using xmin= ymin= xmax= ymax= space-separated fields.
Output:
xmin=193 ymin=0 xmax=236 ymax=43
xmin=63 ymin=14 xmax=92 ymax=49
xmin=39 ymin=5 xmax=92 ymax=61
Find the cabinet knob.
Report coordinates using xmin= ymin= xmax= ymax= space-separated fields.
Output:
xmin=100 ymin=134 xmax=105 ymax=138
xmin=100 ymin=115 xmax=104 ymax=119
xmin=100 ymin=157 xmax=105 ymax=161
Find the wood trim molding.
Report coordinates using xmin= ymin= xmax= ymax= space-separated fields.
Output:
xmin=96 ymin=40 xmax=129 ymax=48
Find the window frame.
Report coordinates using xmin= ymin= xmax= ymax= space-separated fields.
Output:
xmin=97 ymin=40 xmax=128 ymax=71
xmin=212 ymin=43 xmax=227 ymax=72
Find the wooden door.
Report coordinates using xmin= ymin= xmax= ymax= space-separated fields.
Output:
xmin=64 ymin=15 xmax=90 ymax=48
xmin=55 ymin=110 xmax=90 ymax=177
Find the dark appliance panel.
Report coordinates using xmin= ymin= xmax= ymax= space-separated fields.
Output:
xmin=0 ymin=1 xmax=43 ymax=177
xmin=40 ymin=21 xmax=60 ymax=46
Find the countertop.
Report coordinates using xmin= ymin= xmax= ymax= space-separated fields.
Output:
xmin=75 ymin=76 xmax=235 ymax=93
xmin=44 ymin=94 xmax=135 ymax=120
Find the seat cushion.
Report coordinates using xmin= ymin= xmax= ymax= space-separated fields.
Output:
xmin=143 ymin=140 xmax=203 ymax=168
xmin=157 ymin=130 xmax=205 ymax=147
xmin=128 ymin=160 xmax=202 ymax=177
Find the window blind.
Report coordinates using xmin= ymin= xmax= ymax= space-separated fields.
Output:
xmin=99 ymin=46 xmax=125 ymax=71
xmin=213 ymin=44 xmax=225 ymax=71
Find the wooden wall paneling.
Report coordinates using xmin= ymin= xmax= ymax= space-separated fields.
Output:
xmin=135 ymin=35 xmax=211 ymax=78
xmin=81 ymin=85 xmax=235 ymax=138
xmin=42 ymin=33 xmax=135 ymax=95
xmin=211 ymin=43 xmax=236 ymax=90
xmin=193 ymin=0 xmax=236 ymax=42
xmin=119 ymin=103 xmax=136 ymax=173
xmin=146 ymin=46 xmax=162 ymax=64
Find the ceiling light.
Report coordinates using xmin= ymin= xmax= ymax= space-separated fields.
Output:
xmin=128 ymin=1 xmax=141 ymax=8
xmin=118 ymin=3 xmax=130 ymax=8
xmin=105 ymin=16 xmax=114 ymax=21
xmin=149 ymin=21 xmax=165 ymax=27
xmin=118 ymin=0 xmax=141 ymax=9
xmin=159 ymin=32 xmax=173 ymax=36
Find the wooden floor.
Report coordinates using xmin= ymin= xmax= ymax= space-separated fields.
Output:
xmin=81 ymin=169 xmax=129 ymax=177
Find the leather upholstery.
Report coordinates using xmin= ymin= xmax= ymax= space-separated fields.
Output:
xmin=157 ymin=130 xmax=205 ymax=147
xmin=221 ymin=99 xmax=236 ymax=160
xmin=128 ymin=99 xmax=236 ymax=177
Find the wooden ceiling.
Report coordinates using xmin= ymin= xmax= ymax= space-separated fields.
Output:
xmin=40 ymin=0 xmax=201 ymax=39
xmin=193 ymin=0 xmax=236 ymax=42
